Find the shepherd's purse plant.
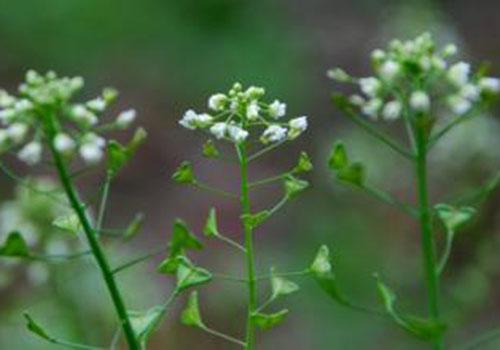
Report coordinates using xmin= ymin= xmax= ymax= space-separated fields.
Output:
xmin=325 ymin=33 xmax=500 ymax=349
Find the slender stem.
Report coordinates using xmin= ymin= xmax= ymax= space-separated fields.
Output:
xmin=193 ymin=181 xmax=238 ymax=199
xmin=359 ymin=183 xmax=419 ymax=218
xmin=212 ymin=273 xmax=247 ymax=283
xmin=27 ymin=250 xmax=92 ymax=262
xmin=96 ymin=174 xmax=111 ymax=237
xmin=255 ymin=269 xmax=311 ymax=281
xmin=248 ymin=140 xmax=285 ymax=162
xmin=268 ymin=195 xmax=289 ymax=217
xmin=44 ymin=114 xmax=139 ymax=350
xmin=414 ymin=125 xmax=443 ymax=350
xmin=437 ymin=230 xmax=454 ymax=275
xmin=199 ymin=325 xmax=246 ymax=347
xmin=237 ymin=143 xmax=257 ymax=350
xmin=111 ymin=247 xmax=166 ymax=275
xmin=461 ymin=327 xmax=500 ymax=350
xmin=216 ymin=233 xmax=247 ymax=253
xmin=249 ymin=173 xmax=288 ymax=188
xmin=344 ymin=109 xmax=414 ymax=160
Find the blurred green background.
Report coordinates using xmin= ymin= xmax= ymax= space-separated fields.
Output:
xmin=0 ymin=0 xmax=499 ymax=349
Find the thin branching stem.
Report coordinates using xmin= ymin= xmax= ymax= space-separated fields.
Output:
xmin=215 ymin=233 xmax=247 ymax=253
xmin=247 ymin=140 xmax=286 ymax=162
xmin=437 ymin=230 xmax=454 ymax=275
xmin=111 ymin=247 xmax=166 ymax=275
xmin=358 ymin=183 xmax=419 ymax=218
xmin=193 ymin=181 xmax=238 ymax=199
xmin=199 ymin=325 xmax=246 ymax=347
xmin=95 ymin=174 xmax=112 ymax=237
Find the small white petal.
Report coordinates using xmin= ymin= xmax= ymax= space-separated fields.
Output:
xmin=7 ymin=123 xmax=28 ymax=143
xmin=116 ymin=109 xmax=136 ymax=128
xmin=447 ymin=62 xmax=470 ymax=87
xmin=261 ymin=125 xmax=287 ymax=143
xmin=208 ymin=93 xmax=227 ymax=111
xmin=410 ymin=91 xmax=430 ymax=112
xmin=54 ymin=133 xmax=75 ymax=154
xmin=210 ymin=122 xmax=227 ymax=139
xmin=79 ymin=143 xmax=103 ymax=164
xmin=382 ymin=100 xmax=402 ymax=121
xmin=479 ymin=77 xmax=500 ymax=93
xmin=268 ymin=100 xmax=286 ymax=119
xmin=359 ymin=77 xmax=381 ymax=97
xmin=18 ymin=142 xmax=42 ymax=165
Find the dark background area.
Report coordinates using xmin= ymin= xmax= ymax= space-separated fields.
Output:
xmin=0 ymin=0 xmax=499 ymax=349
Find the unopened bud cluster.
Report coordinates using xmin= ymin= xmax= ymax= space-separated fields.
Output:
xmin=179 ymin=83 xmax=308 ymax=144
xmin=0 ymin=70 xmax=137 ymax=165
xmin=328 ymin=33 xmax=500 ymax=122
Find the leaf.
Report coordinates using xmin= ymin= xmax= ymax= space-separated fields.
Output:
xmin=180 ymin=291 xmax=204 ymax=327
xmin=124 ymin=213 xmax=145 ymax=239
xmin=241 ymin=210 xmax=270 ymax=229
xmin=435 ymin=204 xmax=476 ymax=232
xmin=284 ymin=175 xmax=309 ymax=199
xmin=252 ymin=310 xmax=289 ymax=330
xmin=331 ymin=94 xmax=352 ymax=113
xmin=128 ymin=306 xmax=164 ymax=345
xmin=172 ymin=161 xmax=195 ymax=184
xmin=0 ymin=232 xmax=29 ymax=257
xmin=328 ymin=141 xmax=349 ymax=171
xmin=293 ymin=151 xmax=313 ymax=174
xmin=271 ymin=268 xmax=299 ymax=299
xmin=337 ymin=162 xmax=365 ymax=187
xmin=202 ymin=139 xmax=220 ymax=159
xmin=169 ymin=219 xmax=203 ymax=257
xmin=374 ymin=274 xmax=446 ymax=340
xmin=23 ymin=312 xmax=54 ymax=342
xmin=157 ymin=255 xmax=182 ymax=275
xmin=52 ymin=213 xmax=81 ymax=234
xmin=176 ymin=256 xmax=212 ymax=292
xmin=107 ymin=128 xmax=147 ymax=177
xmin=310 ymin=245 xmax=347 ymax=304
xmin=203 ymin=207 xmax=219 ymax=237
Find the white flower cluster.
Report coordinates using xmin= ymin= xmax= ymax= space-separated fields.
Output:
xmin=179 ymin=83 xmax=308 ymax=144
xmin=329 ymin=33 xmax=500 ymax=122
xmin=0 ymin=70 xmax=137 ymax=166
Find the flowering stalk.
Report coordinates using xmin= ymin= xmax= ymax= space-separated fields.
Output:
xmin=0 ymin=71 xmax=144 ymax=349
xmin=326 ymin=33 xmax=500 ymax=348
xmin=172 ymin=83 xmax=312 ymax=349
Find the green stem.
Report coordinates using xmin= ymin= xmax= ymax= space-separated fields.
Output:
xmin=96 ymin=174 xmax=111 ymax=236
xmin=237 ymin=143 xmax=257 ymax=350
xmin=414 ymin=126 xmax=443 ymax=350
xmin=437 ymin=230 xmax=454 ymax=275
xmin=44 ymin=114 xmax=139 ymax=350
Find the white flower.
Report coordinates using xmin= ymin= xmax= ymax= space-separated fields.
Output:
xmin=410 ymin=91 xmax=430 ymax=112
xmin=208 ymin=93 xmax=227 ymax=111
xmin=179 ymin=109 xmax=198 ymax=130
xmin=86 ymin=97 xmax=106 ymax=112
xmin=460 ymin=84 xmax=480 ymax=101
xmin=14 ymin=99 xmax=33 ymax=112
xmin=116 ymin=109 xmax=136 ymax=128
xmin=227 ymin=124 xmax=249 ymax=143
xmin=194 ymin=113 xmax=213 ymax=128
xmin=261 ymin=125 xmax=287 ymax=143
xmin=379 ymin=60 xmax=400 ymax=81
xmin=349 ymin=94 xmax=365 ymax=106
xmin=54 ymin=133 xmax=75 ymax=154
xmin=72 ymin=105 xmax=98 ymax=125
xmin=431 ymin=56 xmax=447 ymax=71
xmin=448 ymin=95 xmax=471 ymax=115
xmin=18 ymin=142 xmax=42 ymax=165
xmin=361 ymin=98 xmax=383 ymax=119
xmin=359 ymin=77 xmax=381 ymax=97
xmin=288 ymin=116 xmax=308 ymax=139
xmin=0 ymin=90 xmax=16 ymax=108
xmin=268 ymin=100 xmax=286 ymax=119
xmin=244 ymin=86 xmax=265 ymax=99
xmin=371 ymin=49 xmax=385 ymax=62
xmin=447 ymin=62 xmax=470 ymax=87
xmin=7 ymin=123 xmax=28 ymax=143
xmin=79 ymin=143 xmax=104 ymax=164
xmin=246 ymin=102 xmax=260 ymax=120
xmin=382 ymin=100 xmax=402 ymax=121
xmin=83 ymin=133 xmax=106 ymax=148
xmin=479 ymin=77 xmax=500 ymax=93
xmin=443 ymin=44 xmax=457 ymax=56
xmin=210 ymin=122 xmax=227 ymax=139
xmin=0 ymin=109 xmax=16 ymax=124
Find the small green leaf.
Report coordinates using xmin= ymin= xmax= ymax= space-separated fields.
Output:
xmin=284 ymin=175 xmax=309 ymax=199
xmin=374 ymin=274 xmax=446 ymax=340
xmin=128 ymin=306 xmax=163 ymax=345
xmin=157 ymin=255 xmax=182 ymax=274
xmin=203 ymin=207 xmax=219 ymax=237
xmin=328 ymin=141 xmax=349 ymax=171
xmin=124 ymin=213 xmax=145 ymax=239
xmin=293 ymin=151 xmax=313 ymax=174
xmin=169 ymin=219 xmax=203 ymax=257
xmin=172 ymin=161 xmax=195 ymax=184
xmin=435 ymin=204 xmax=476 ymax=232
xmin=52 ymin=213 xmax=81 ymax=234
xmin=241 ymin=210 xmax=270 ymax=229
xmin=271 ymin=268 xmax=299 ymax=299
xmin=252 ymin=309 xmax=289 ymax=330
xmin=202 ymin=139 xmax=220 ymax=159
xmin=337 ymin=162 xmax=365 ymax=187
xmin=23 ymin=313 xmax=54 ymax=342
xmin=176 ymin=256 xmax=212 ymax=292
xmin=181 ymin=291 xmax=204 ymax=327
xmin=107 ymin=128 xmax=147 ymax=177
xmin=310 ymin=245 xmax=346 ymax=304
xmin=0 ymin=232 xmax=29 ymax=257
xmin=331 ymin=94 xmax=352 ymax=112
